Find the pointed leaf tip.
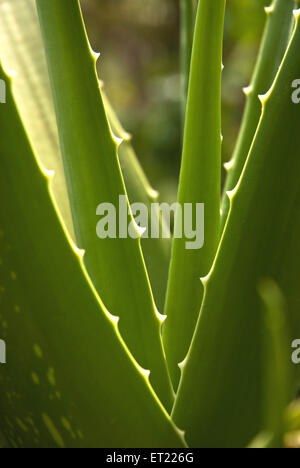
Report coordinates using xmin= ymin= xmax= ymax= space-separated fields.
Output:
xmin=243 ymin=85 xmax=253 ymax=96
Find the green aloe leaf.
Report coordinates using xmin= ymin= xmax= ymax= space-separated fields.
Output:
xmin=36 ymin=0 xmax=173 ymax=410
xmin=180 ymin=0 xmax=196 ymax=129
xmin=258 ymin=279 xmax=291 ymax=448
xmin=163 ymin=0 xmax=226 ymax=389
xmin=0 ymin=0 xmax=171 ymax=313
xmin=0 ymin=0 xmax=74 ymax=239
xmin=249 ymin=279 xmax=293 ymax=449
xmin=221 ymin=0 xmax=295 ymax=232
xmin=0 ymin=66 xmax=185 ymax=448
xmin=285 ymin=400 xmax=300 ymax=448
xmin=102 ymin=90 xmax=171 ymax=312
xmin=172 ymin=9 xmax=300 ymax=447
xmin=286 ymin=400 xmax=300 ymax=432
xmin=247 ymin=432 xmax=273 ymax=449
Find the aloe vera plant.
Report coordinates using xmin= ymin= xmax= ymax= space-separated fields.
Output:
xmin=1 ymin=0 xmax=300 ymax=449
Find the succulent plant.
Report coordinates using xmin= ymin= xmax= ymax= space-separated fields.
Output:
xmin=0 ymin=0 xmax=300 ymax=448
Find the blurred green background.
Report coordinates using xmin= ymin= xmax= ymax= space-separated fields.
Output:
xmin=80 ymin=0 xmax=266 ymax=202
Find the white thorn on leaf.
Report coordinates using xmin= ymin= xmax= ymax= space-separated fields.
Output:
xmin=155 ymin=307 xmax=167 ymax=324
xmin=258 ymin=86 xmax=273 ymax=105
xmin=42 ymin=168 xmax=55 ymax=179
xmin=130 ymin=217 xmax=146 ymax=239
xmin=293 ymin=9 xmax=300 ymax=19
xmin=112 ymin=133 xmax=124 ymax=147
xmin=176 ymin=428 xmax=186 ymax=440
xmin=224 ymin=159 xmax=233 ymax=171
xmin=6 ymin=69 xmax=17 ymax=79
xmin=243 ymin=85 xmax=253 ymax=96
xmin=70 ymin=239 xmax=85 ymax=259
xmin=122 ymin=131 xmax=132 ymax=142
xmin=90 ymin=46 xmax=100 ymax=61
xmin=200 ymin=273 xmax=210 ymax=287
xmin=108 ymin=313 xmax=120 ymax=325
xmin=226 ymin=186 xmax=238 ymax=201
xmin=137 ymin=224 xmax=147 ymax=237
xmin=178 ymin=355 xmax=188 ymax=372
xmin=136 ymin=363 xmax=151 ymax=379
xmin=264 ymin=5 xmax=274 ymax=15
xmin=147 ymin=188 xmax=159 ymax=200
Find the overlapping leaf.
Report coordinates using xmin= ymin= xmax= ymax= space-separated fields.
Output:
xmin=173 ymin=9 xmax=300 ymax=447
xmin=163 ymin=0 xmax=226 ymax=389
xmin=221 ymin=0 xmax=295 ymax=231
xmin=0 ymin=0 xmax=170 ymax=313
xmin=36 ymin=0 xmax=173 ymax=410
xmin=0 ymin=66 xmax=185 ymax=448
